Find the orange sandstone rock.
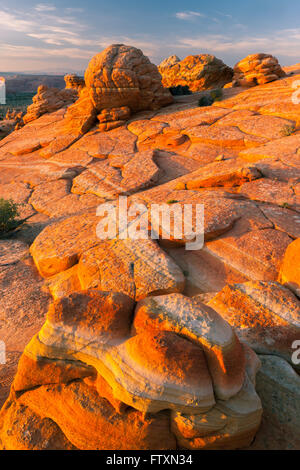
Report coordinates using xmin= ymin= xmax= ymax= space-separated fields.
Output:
xmin=133 ymin=294 xmax=246 ymax=400
xmin=16 ymin=381 xmax=176 ymax=450
xmin=159 ymin=55 xmax=233 ymax=91
xmin=209 ymin=281 xmax=300 ymax=367
xmin=233 ymin=53 xmax=286 ymax=87
xmin=0 ymin=398 xmax=76 ymax=450
xmin=86 ymin=44 xmax=173 ymax=113
xmin=23 ymin=85 xmax=77 ymax=124
xmin=279 ymin=238 xmax=300 ymax=297
xmin=78 ymin=239 xmax=185 ymax=301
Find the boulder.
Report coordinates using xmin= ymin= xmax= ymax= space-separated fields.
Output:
xmin=133 ymin=293 xmax=246 ymax=400
xmin=63 ymin=44 xmax=173 ymax=134
xmin=85 ymin=44 xmax=173 ymax=113
xmin=0 ymin=290 xmax=262 ymax=449
xmin=233 ymin=53 xmax=286 ymax=87
xmin=158 ymin=54 xmax=233 ymax=92
xmin=159 ymin=55 xmax=181 ymax=70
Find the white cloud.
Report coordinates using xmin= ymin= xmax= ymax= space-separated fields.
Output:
xmin=35 ymin=3 xmax=57 ymax=12
xmin=0 ymin=5 xmax=299 ymax=72
xmin=175 ymin=11 xmax=205 ymax=21
xmin=0 ymin=11 xmax=33 ymax=32
xmin=175 ymin=30 xmax=300 ymax=59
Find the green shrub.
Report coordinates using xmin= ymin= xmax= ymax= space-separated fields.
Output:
xmin=210 ymin=88 xmax=223 ymax=102
xmin=167 ymin=199 xmax=179 ymax=205
xmin=0 ymin=198 xmax=20 ymax=234
xmin=169 ymin=85 xmax=192 ymax=96
xmin=281 ymin=125 xmax=296 ymax=136
xmin=198 ymin=95 xmax=214 ymax=107
xmin=198 ymin=88 xmax=224 ymax=107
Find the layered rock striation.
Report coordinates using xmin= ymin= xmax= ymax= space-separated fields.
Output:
xmin=233 ymin=53 xmax=286 ymax=87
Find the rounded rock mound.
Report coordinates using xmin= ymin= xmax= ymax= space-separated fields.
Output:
xmin=64 ymin=44 xmax=173 ymax=133
xmin=233 ymin=53 xmax=286 ymax=87
xmin=158 ymin=54 xmax=233 ymax=91
xmin=0 ymin=290 xmax=262 ymax=450
xmin=85 ymin=44 xmax=173 ymax=113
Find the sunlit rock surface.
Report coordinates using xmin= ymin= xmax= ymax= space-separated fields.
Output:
xmin=0 ymin=46 xmax=299 ymax=449
xmin=158 ymin=54 xmax=233 ymax=91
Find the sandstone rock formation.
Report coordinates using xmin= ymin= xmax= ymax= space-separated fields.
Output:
xmin=0 ymin=51 xmax=300 ymax=450
xmin=279 ymin=238 xmax=300 ymax=297
xmin=233 ymin=53 xmax=286 ymax=87
xmin=64 ymin=74 xmax=85 ymax=92
xmin=158 ymin=54 xmax=233 ymax=91
xmin=0 ymin=290 xmax=262 ymax=450
xmin=64 ymin=44 xmax=173 ymax=133
xmin=209 ymin=281 xmax=300 ymax=368
xmin=23 ymin=85 xmax=77 ymax=124
xmin=159 ymin=55 xmax=181 ymax=70
xmin=252 ymin=355 xmax=300 ymax=450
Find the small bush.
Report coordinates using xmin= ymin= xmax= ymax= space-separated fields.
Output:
xmin=198 ymin=95 xmax=214 ymax=107
xmin=210 ymin=88 xmax=223 ymax=102
xmin=169 ymin=85 xmax=192 ymax=96
xmin=0 ymin=198 xmax=20 ymax=234
xmin=281 ymin=125 xmax=296 ymax=137
xmin=167 ymin=199 xmax=179 ymax=205
xmin=198 ymin=88 xmax=224 ymax=107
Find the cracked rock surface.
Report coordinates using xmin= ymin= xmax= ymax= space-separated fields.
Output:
xmin=0 ymin=47 xmax=300 ymax=450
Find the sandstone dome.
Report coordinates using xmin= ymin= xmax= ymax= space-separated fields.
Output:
xmin=158 ymin=54 xmax=233 ymax=91
xmin=84 ymin=44 xmax=173 ymax=113
xmin=233 ymin=53 xmax=286 ymax=86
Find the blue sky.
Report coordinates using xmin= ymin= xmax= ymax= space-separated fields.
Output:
xmin=0 ymin=0 xmax=299 ymax=73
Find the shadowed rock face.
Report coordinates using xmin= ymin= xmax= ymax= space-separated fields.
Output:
xmin=233 ymin=53 xmax=286 ymax=87
xmin=158 ymin=54 xmax=233 ymax=91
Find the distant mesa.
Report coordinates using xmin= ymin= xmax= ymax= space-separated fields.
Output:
xmin=158 ymin=54 xmax=234 ymax=92
xmin=232 ymin=53 xmax=286 ymax=87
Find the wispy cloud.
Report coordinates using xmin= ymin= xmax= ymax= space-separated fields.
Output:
xmin=0 ymin=11 xmax=33 ymax=32
xmin=35 ymin=3 xmax=57 ymax=12
xmin=175 ymin=11 xmax=205 ymax=21
xmin=176 ymin=30 xmax=300 ymax=58
xmin=0 ymin=4 xmax=299 ymax=73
